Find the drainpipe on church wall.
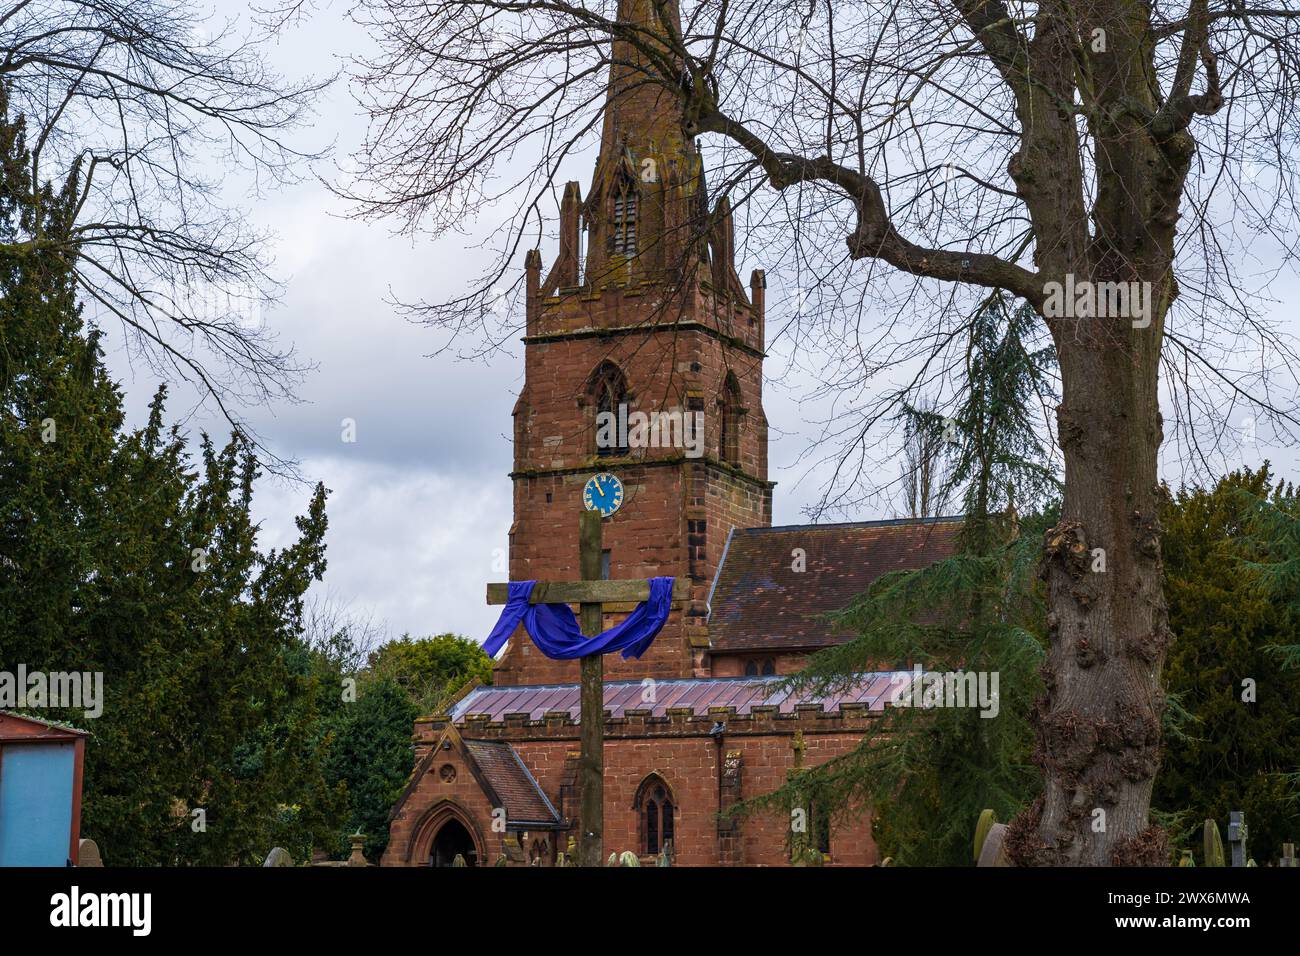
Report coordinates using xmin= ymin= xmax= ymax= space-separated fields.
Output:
xmin=710 ymin=720 xmax=726 ymax=864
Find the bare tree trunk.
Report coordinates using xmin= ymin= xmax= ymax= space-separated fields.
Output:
xmin=1012 ymin=327 xmax=1171 ymax=865
xmin=1003 ymin=6 xmax=1187 ymax=864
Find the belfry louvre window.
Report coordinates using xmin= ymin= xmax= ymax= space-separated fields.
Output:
xmin=720 ymin=375 xmax=742 ymax=465
xmin=611 ymin=185 xmax=638 ymax=258
xmin=591 ymin=362 xmax=630 ymax=457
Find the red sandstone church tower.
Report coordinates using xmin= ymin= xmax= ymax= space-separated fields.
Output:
xmin=492 ymin=0 xmax=773 ymax=687
xmin=382 ymin=0 xmax=960 ymax=868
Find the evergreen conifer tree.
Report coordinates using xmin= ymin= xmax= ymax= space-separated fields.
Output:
xmin=0 ymin=86 xmax=346 ymax=865
xmin=745 ymin=295 xmax=1058 ymax=865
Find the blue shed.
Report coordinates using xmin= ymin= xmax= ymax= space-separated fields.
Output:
xmin=0 ymin=712 xmax=87 ymax=867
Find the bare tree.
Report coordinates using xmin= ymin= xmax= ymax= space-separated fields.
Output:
xmin=898 ymin=398 xmax=953 ymax=519
xmin=302 ymin=590 xmax=387 ymax=671
xmin=343 ymin=0 xmax=1300 ymax=864
xmin=0 ymin=1 xmax=331 ymax=456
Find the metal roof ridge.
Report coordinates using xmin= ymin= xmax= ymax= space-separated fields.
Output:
xmin=462 ymin=671 xmax=904 ymax=694
xmin=739 ymin=515 xmax=966 ymax=534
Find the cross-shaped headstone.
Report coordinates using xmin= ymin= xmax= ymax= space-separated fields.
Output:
xmin=791 ymin=728 xmax=807 ymax=769
xmin=1228 ymin=810 xmax=1249 ymax=867
xmin=486 ymin=510 xmax=689 ymax=866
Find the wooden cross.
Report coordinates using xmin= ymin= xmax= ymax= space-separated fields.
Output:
xmin=486 ymin=510 xmax=689 ymax=867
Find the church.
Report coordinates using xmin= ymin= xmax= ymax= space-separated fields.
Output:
xmin=381 ymin=0 xmax=959 ymax=867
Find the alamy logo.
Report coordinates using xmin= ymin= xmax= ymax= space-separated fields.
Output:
xmin=1042 ymin=274 xmax=1153 ymax=328
xmin=0 ymin=665 xmax=103 ymax=718
xmin=888 ymin=666 xmax=1000 ymax=718
xmin=50 ymin=887 xmax=151 ymax=936
xmin=596 ymin=403 xmax=704 ymax=458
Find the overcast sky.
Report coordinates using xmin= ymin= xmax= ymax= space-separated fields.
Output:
xmin=101 ymin=2 xmax=1297 ymax=649
xmin=101 ymin=2 xmax=826 ymax=645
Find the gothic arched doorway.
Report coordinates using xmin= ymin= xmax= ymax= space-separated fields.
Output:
xmin=429 ymin=819 xmax=477 ymax=867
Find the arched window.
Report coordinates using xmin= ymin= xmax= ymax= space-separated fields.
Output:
xmin=719 ymin=374 xmax=742 ymax=465
xmin=634 ymin=774 xmax=676 ymax=856
xmin=611 ymin=179 xmax=638 ymax=258
xmin=588 ymin=361 xmax=629 ymax=457
xmin=744 ymin=657 xmax=776 ymax=677
xmin=528 ymin=837 xmax=549 ymax=866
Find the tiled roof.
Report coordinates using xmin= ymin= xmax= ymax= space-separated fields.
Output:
xmin=461 ymin=739 xmax=561 ymax=827
xmin=706 ymin=517 xmax=963 ymax=652
xmin=450 ymin=674 xmax=903 ymax=722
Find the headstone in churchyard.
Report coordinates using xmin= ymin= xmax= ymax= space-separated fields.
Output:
xmin=976 ymin=823 xmax=1011 ymax=867
xmin=451 ymin=854 xmax=467 ymax=867
xmin=1281 ymin=843 xmax=1297 ymax=868
xmin=973 ymin=809 xmax=996 ymax=863
xmin=263 ymin=847 xmax=293 ymax=867
xmin=1228 ymin=810 xmax=1248 ymax=868
xmin=619 ymin=850 xmax=639 ymax=866
xmin=1203 ymin=819 xmax=1226 ymax=866
xmin=78 ymin=839 xmax=103 ymax=867
xmin=503 ymin=833 xmax=526 ymax=863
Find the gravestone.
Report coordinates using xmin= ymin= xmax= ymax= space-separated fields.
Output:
xmin=502 ymin=833 xmax=526 ymax=863
xmin=77 ymin=838 xmax=103 ymax=867
xmin=976 ymin=823 xmax=1011 ymax=867
xmin=1228 ymin=810 xmax=1248 ymax=868
xmin=263 ymin=847 xmax=293 ymax=867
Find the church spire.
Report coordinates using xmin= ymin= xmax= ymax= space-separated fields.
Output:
xmin=536 ymin=0 xmax=749 ymax=304
xmin=581 ymin=0 xmax=705 ymax=288
xmin=598 ymin=0 xmax=690 ymax=166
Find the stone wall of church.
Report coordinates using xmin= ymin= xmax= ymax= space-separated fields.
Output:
xmin=708 ymin=651 xmax=811 ymax=678
xmin=513 ymin=307 xmax=765 ymax=476
xmin=381 ymin=743 xmax=514 ymax=868
xmin=494 ymin=461 xmax=694 ymax=686
xmin=385 ymin=706 xmax=884 ymax=867
xmin=688 ymin=461 xmax=774 ymax=654
xmin=500 ymin=296 xmax=772 ymax=686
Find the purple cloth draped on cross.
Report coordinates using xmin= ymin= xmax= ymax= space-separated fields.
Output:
xmin=482 ymin=577 xmax=675 ymax=660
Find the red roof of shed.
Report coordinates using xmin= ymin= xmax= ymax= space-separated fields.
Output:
xmin=0 ymin=711 xmax=89 ymax=741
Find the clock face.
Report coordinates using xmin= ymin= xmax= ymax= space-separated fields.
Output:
xmin=582 ymin=472 xmax=624 ymax=517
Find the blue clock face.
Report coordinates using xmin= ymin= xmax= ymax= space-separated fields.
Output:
xmin=582 ymin=472 xmax=624 ymax=517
